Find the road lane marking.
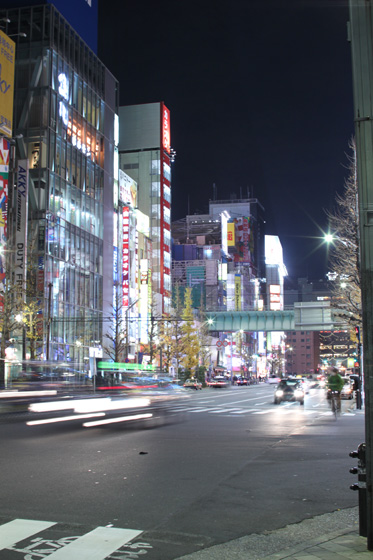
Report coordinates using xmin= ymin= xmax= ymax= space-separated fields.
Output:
xmin=0 ymin=519 xmax=56 ymax=550
xmin=44 ymin=527 xmax=142 ymax=560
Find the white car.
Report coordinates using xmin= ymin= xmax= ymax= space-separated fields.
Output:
xmin=266 ymin=376 xmax=281 ymax=384
xmin=341 ymin=376 xmax=354 ymax=400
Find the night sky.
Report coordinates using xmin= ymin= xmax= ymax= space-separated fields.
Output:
xmin=98 ymin=0 xmax=354 ymax=281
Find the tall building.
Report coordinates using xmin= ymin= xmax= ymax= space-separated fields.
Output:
xmin=0 ymin=3 xmax=118 ymax=363
xmin=118 ymin=102 xmax=173 ymax=316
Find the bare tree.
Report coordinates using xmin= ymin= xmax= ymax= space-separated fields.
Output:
xmin=102 ymin=284 xmax=127 ymax=363
xmin=326 ymin=138 xmax=361 ymax=328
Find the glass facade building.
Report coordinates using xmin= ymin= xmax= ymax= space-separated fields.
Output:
xmin=1 ymin=4 xmax=118 ymax=362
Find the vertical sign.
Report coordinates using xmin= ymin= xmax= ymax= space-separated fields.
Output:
xmin=161 ymin=104 xmax=171 ymax=154
xmin=0 ymin=30 xmax=15 ymax=138
xmin=0 ymin=138 xmax=9 ymax=312
xmin=15 ymin=160 xmax=29 ymax=297
xmin=235 ymin=274 xmax=241 ymax=311
xmin=122 ymin=207 xmax=130 ymax=309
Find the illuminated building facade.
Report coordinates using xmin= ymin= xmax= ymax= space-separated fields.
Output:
xmin=118 ymin=102 xmax=173 ymax=316
xmin=0 ymin=4 xmax=118 ymax=362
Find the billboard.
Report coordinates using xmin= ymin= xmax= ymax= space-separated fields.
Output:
xmin=119 ymin=169 xmax=137 ymax=208
xmin=0 ymin=30 xmax=15 ymax=138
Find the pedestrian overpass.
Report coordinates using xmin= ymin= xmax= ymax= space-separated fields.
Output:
xmin=205 ymin=301 xmax=349 ymax=332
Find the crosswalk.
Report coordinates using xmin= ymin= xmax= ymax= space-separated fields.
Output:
xmin=0 ymin=518 xmax=147 ymax=560
xmin=166 ymin=401 xmax=361 ymax=417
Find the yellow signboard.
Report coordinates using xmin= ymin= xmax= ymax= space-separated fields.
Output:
xmin=227 ymin=222 xmax=235 ymax=246
xmin=0 ymin=30 xmax=15 ymax=138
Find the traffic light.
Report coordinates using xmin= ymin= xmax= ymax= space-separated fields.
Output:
xmin=355 ymin=326 xmax=360 ymax=343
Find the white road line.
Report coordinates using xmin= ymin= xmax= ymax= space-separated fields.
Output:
xmin=208 ymin=408 xmax=242 ymax=414
xmin=45 ymin=527 xmax=142 ymax=560
xmin=252 ymin=410 xmax=272 ymax=415
xmin=0 ymin=519 xmax=56 ymax=550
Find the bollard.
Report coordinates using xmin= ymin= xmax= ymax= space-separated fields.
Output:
xmin=350 ymin=443 xmax=367 ymax=537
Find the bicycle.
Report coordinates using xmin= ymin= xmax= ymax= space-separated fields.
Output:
xmin=330 ymin=390 xmax=340 ymax=419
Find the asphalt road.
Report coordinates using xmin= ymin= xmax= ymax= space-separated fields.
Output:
xmin=0 ymin=383 xmax=365 ymax=560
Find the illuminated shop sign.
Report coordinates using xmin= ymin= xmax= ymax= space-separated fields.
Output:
xmin=122 ymin=207 xmax=130 ymax=309
xmin=58 ymin=73 xmax=69 ymax=127
xmin=269 ymin=284 xmax=281 ymax=311
xmin=119 ymin=169 xmax=137 ymax=207
xmin=162 ymin=104 xmax=171 ymax=153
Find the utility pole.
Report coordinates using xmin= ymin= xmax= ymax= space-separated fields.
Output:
xmin=349 ymin=0 xmax=373 ymax=548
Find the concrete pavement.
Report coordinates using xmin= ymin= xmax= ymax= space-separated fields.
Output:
xmin=176 ymin=507 xmax=373 ymax=560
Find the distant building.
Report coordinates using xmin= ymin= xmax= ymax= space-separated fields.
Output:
xmin=118 ymin=102 xmax=173 ymax=316
xmin=284 ymin=330 xmax=320 ymax=376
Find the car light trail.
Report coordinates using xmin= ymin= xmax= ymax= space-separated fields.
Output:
xmin=83 ymin=413 xmax=153 ymax=427
xmin=26 ymin=413 xmax=106 ymax=426
xmin=0 ymin=390 xmax=57 ymax=398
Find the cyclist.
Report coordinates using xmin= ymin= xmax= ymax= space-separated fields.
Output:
xmin=327 ymin=367 xmax=344 ymax=411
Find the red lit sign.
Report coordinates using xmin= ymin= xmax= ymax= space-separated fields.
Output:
xmin=162 ymin=104 xmax=171 ymax=153
xmin=122 ymin=207 xmax=130 ymax=308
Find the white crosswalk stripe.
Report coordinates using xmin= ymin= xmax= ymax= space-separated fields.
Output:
xmin=167 ymin=402 xmax=358 ymax=417
xmin=45 ymin=526 xmax=142 ymax=560
xmin=0 ymin=518 xmax=143 ymax=560
xmin=0 ymin=519 xmax=56 ymax=550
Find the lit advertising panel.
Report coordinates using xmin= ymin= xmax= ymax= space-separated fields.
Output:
xmin=162 ymin=104 xmax=171 ymax=154
xmin=0 ymin=30 xmax=15 ymax=138
xmin=136 ymin=209 xmax=150 ymax=236
xmin=122 ymin=207 xmax=130 ymax=309
xmin=14 ymin=160 xmax=29 ymax=296
xmin=265 ymin=235 xmax=283 ymax=266
xmin=220 ymin=211 xmax=229 ymax=257
xmin=119 ymin=169 xmax=137 ymax=207
xmin=227 ymin=222 xmax=235 ymax=246
xmin=269 ymin=284 xmax=281 ymax=311
xmin=0 ymin=137 xmax=9 ymax=311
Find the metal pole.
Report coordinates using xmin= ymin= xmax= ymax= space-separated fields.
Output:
xmin=349 ymin=0 xmax=373 ymax=548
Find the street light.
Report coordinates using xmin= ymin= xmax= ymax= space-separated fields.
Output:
xmin=324 ymin=233 xmax=357 ymax=250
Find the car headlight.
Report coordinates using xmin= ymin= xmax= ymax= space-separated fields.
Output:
xmin=275 ymin=390 xmax=284 ymax=397
xmin=294 ymin=389 xmax=304 ymax=397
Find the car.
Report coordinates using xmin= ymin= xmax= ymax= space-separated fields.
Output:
xmin=341 ymin=376 xmax=354 ymax=400
xmin=183 ymin=378 xmax=202 ymax=390
xmin=274 ymin=378 xmax=305 ymax=405
xmin=266 ymin=375 xmax=281 ymax=384
xmin=236 ymin=377 xmax=248 ymax=386
xmin=208 ymin=376 xmax=229 ymax=388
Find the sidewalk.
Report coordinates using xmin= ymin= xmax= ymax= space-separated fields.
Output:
xmin=176 ymin=507 xmax=373 ymax=560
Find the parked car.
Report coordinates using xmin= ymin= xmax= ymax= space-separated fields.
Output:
xmin=274 ymin=378 xmax=305 ymax=405
xmin=208 ymin=376 xmax=229 ymax=388
xmin=183 ymin=378 xmax=202 ymax=390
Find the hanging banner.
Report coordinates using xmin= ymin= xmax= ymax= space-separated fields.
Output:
xmin=0 ymin=30 xmax=15 ymax=138
xmin=15 ymin=160 xmax=29 ymax=296
xmin=0 ymin=138 xmax=9 ymax=313
xmin=235 ymin=274 xmax=241 ymax=311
